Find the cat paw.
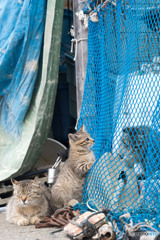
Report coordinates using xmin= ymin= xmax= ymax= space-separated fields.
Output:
xmin=87 ymin=162 xmax=94 ymax=169
xmin=67 ymin=199 xmax=79 ymax=207
xmin=30 ymin=216 xmax=41 ymax=225
xmin=17 ymin=218 xmax=29 ymax=226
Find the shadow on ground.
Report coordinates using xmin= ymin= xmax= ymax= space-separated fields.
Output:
xmin=0 ymin=210 xmax=69 ymax=240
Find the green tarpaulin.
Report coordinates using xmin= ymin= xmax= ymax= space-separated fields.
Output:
xmin=0 ymin=0 xmax=65 ymax=181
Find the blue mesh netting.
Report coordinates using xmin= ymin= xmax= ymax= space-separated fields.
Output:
xmin=78 ymin=0 xmax=160 ymax=232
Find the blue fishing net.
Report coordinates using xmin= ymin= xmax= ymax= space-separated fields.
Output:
xmin=0 ymin=0 xmax=46 ymax=136
xmin=78 ymin=0 xmax=160 ymax=232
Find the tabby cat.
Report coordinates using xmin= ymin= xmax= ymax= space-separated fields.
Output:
xmin=119 ymin=126 xmax=160 ymax=175
xmin=51 ymin=125 xmax=95 ymax=211
xmin=6 ymin=177 xmax=50 ymax=226
xmin=118 ymin=126 xmax=149 ymax=174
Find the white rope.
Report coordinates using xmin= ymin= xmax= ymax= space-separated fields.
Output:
xmin=96 ymin=0 xmax=116 ymax=9
xmin=71 ymin=38 xmax=88 ymax=61
xmin=119 ymin=213 xmax=158 ymax=238
xmin=86 ymin=199 xmax=99 ymax=212
xmin=75 ymin=118 xmax=79 ymax=130
xmin=111 ymin=178 xmax=125 ymax=210
xmin=89 ymin=0 xmax=116 ymax=22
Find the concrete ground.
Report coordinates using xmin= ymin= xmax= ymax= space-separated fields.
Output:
xmin=0 ymin=208 xmax=70 ymax=240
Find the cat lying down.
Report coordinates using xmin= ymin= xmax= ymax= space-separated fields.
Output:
xmin=51 ymin=125 xmax=95 ymax=211
xmin=6 ymin=177 xmax=51 ymax=226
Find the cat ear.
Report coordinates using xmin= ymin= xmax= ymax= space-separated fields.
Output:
xmin=68 ymin=133 xmax=77 ymax=142
xmin=33 ymin=176 xmax=40 ymax=184
xmin=78 ymin=124 xmax=85 ymax=132
xmin=11 ymin=179 xmax=19 ymax=186
xmin=34 ymin=176 xmax=39 ymax=181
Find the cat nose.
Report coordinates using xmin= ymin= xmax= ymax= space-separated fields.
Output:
xmin=21 ymin=196 xmax=27 ymax=203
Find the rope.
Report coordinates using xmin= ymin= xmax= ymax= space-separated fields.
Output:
xmin=35 ymin=207 xmax=75 ymax=229
xmin=71 ymin=38 xmax=88 ymax=61
xmin=119 ymin=212 xmax=158 ymax=239
xmin=86 ymin=199 xmax=100 ymax=212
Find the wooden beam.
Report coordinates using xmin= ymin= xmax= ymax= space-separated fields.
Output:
xmin=73 ymin=1 xmax=88 ymax=121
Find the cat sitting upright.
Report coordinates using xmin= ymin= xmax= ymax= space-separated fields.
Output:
xmin=6 ymin=177 xmax=50 ymax=226
xmin=51 ymin=125 xmax=95 ymax=211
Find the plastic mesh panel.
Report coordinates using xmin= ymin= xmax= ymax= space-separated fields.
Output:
xmin=78 ymin=0 xmax=160 ymax=230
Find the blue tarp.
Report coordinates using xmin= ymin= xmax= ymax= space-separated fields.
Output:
xmin=0 ymin=0 xmax=46 ymax=136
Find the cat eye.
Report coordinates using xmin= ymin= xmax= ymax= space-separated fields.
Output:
xmin=86 ymin=138 xmax=90 ymax=141
xmin=27 ymin=193 xmax=32 ymax=196
xmin=16 ymin=194 xmax=21 ymax=198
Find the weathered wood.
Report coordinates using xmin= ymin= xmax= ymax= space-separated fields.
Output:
xmin=0 ymin=185 xmax=13 ymax=195
xmin=64 ymin=0 xmax=72 ymax=9
xmin=73 ymin=1 xmax=88 ymax=120
xmin=0 ymin=197 xmax=11 ymax=206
